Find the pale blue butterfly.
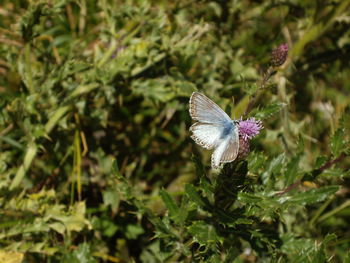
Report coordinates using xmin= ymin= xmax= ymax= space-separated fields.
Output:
xmin=189 ymin=92 xmax=239 ymax=169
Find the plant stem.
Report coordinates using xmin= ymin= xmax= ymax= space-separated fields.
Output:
xmin=244 ymin=66 xmax=275 ymax=117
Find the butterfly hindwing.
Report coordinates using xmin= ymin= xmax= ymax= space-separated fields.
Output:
xmin=190 ymin=122 xmax=223 ymax=150
xmin=219 ymin=124 xmax=239 ymax=162
xmin=211 ymin=125 xmax=239 ymax=168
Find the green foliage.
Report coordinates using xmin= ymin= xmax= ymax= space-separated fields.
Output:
xmin=1 ymin=0 xmax=350 ymax=262
xmin=251 ymin=102 xmax=286 ymax=120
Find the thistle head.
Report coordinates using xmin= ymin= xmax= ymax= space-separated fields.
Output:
xmin=236 ymin=117 xmax=263 ymax=159
xmin=271 ymin=43 xmax=288 ymax=67
xmin=238 ymin=117 xmax=263 ymax=141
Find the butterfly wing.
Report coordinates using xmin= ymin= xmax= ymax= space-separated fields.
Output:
xmin=189 ymin=92 xmax=231 ymax=124
xmin=190 ymin=122 xmax=223 ymax=150
xmin=211 ymin=124 xmax=239 ymax=169
xmin=189 ymin=92 xmax=239 ymax=168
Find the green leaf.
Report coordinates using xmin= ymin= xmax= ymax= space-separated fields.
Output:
xmin=224 ymin=247 xmax=240 ymax=262
xmin=159 ymin=189 xmax=180 ymax=222
xmin=199 ymin=177 xmax=215 ymax=197
xmin=251 ymin=102 xmax=286 ymax=119
xmin=0 ymin=136 xmax=24 ymax=150
xmin=131 ymin=77 xmax=196 ymax=103
xmin=344 ymin=251 xmax=350 ymax=262
xmin=237 ymin=192 xmax=264 ymax=204
xmin=10 ymin=143 xmax=38 ymax=190
xmin=187 ymin=221 xmax=222 ymax=247
xmin=261 ymin=154 xmax=284 ymax=185
xmin=318 ymin=200 xmax=350 ymax=223
xmin=48 ymin=222 xmax=65 ymax=235
xmin=281 ymin=235 xmax=316 ymax=263
xmin=285 ymin=186 xmax=339 ymax=205
xmin=285 ymin=155 xmax=301 ymax=185
xmin=62 ymin=243 xmax=97 ymax=263
xmin=68 ymin=83 xmax=100 ymax=99
xmin=291 ymin=1 xmax=350 ymax=58
xmin=281 ymin=232 xmax=337 ymax=262
xmin=235 ymin=218 xmax=254 ymax=224
xmin=315 ymin=156 xmax=327 ymax=169
xmin=91 ymin=218 xmax=118 ymax=237
xmin=125 ymin=224 xmax=145 ymax=240
xmin=184 ymin=184 xmax=211 ymax=210
xmin=102 ymin=189 xmax=120 ymax=214
xmin=247 ymin=151 xmax=267 ymax=173
xmin=0 ymin=250 xmax=24 ymax=263
xmin=45 ymin=105 xmax=71 ymax=134
xmin=322 ymin=233 xmax=337 ymax=245
xmin=48 ymin=202 xmax=92 ymax=234
xmin=331 ymin=128 xmax=345 ymax=156
xmin=177 ymin=195 xmax=190 ymax=225
xmin=320 ymin=168 xmax=348 ymax=178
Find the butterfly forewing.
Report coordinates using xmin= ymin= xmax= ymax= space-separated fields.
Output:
xmin=189 ymin=92 xmax=231 ymax=124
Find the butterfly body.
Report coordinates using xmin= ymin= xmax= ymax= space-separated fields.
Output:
xmin=189 ymin=92 xmax=239 ymax=169
xmin=221 ymin=121 xmax=235 ymax=139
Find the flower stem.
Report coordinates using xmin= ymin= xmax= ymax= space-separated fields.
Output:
xmin=244 ymin=66 xmax=275 ymax=117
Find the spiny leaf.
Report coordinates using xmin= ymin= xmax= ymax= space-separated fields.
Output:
xmin=331 ymin=128 xmax=345 ymax=157
xmin=184 ymin=184 xmax=211 ymax=210
xmin=285 ymin=186 xmax=339 ymax=206
xmin=315 ymin=156 xmax=328 ymax=169
xmin=251 ymin=102 xmax=286 ymax=119
xmin=187 ymin=221 xmax=222 ymax=247
xmin=237 ymin=192 xmax=264 ymax=204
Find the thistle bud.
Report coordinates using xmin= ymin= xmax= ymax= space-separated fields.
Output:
xmin=271 ymin=43 xmax=288 ymax=67
xmin=238 ymin=136 xmax=250 ymax=159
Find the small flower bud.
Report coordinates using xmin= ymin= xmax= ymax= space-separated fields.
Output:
xmin=271 ymin=43 xmax=288 ymax=67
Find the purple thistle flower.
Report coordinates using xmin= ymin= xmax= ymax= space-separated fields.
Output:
xmin=238 ymin=117 xmax=263 ymax=141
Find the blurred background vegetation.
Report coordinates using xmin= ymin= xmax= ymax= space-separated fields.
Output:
xmin=0 ymin=0 xmax=350 ymax=262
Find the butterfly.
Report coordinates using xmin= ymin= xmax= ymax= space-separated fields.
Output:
xmin=189 ymin=92 xmax=239 ymax=169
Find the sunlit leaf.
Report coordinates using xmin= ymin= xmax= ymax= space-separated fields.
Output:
xmin=0 ymin=250 xmax=24 ymax=263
